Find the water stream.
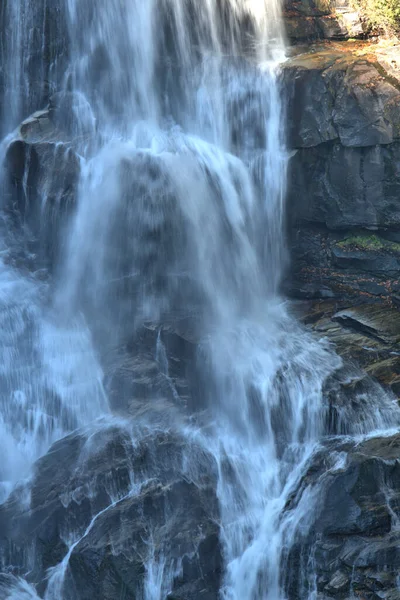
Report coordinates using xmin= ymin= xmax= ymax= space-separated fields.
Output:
xmin=1 ymin=1 xmax=400 ymax=599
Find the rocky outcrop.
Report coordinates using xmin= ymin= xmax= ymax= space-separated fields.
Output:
xmin=0 ymin=425 xmax=221 ymax=600
xmin=283 ymin=0 xmax=366 ymax=43
xmin=4 ymin=110 xmax=80 ymax=271
xmin=295 ymin=300 xmax=400 ymax=396
xmin=285 ymin=432 xmax=400 ymax=600
xmin=283 ymin=42 xmax=400 ymax=302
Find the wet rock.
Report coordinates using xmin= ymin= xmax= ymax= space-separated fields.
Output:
xmin=65 ymin=480 xmax=220 ymax=600
xmin=333 ymin=304 xmax=400 ymax=343
xmin=107 ymin=321 xmax=207 ymax=420
xmin=325 ymin=570 xmax=350 ymax=593
xmin=0 ymin=424 xmax=220 ymax=599
xmin=19 ymin=110 xmax=55 ymax=142
xmin=0 ymin=0 xmax=69 ymax=135
xmin=48 ymin=91 xmax=96 ymax=138
xmin=4 ymin=111 xmax=80 ymax=270
xmin=285 ymin=432 xmax=400 ymax=599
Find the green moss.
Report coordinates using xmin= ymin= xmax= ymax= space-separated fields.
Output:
xmin=336 ymin=234 xmax=400 ymax=252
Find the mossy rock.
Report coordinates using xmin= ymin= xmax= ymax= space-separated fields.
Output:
xmin=335 ymin=234 xmax=400 ymax=253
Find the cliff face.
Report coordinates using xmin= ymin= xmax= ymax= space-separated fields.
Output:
xmin=283 ymin=0 xmax=367 ymax=42
xmin=283 ymin=36 xmax=400 ymax=304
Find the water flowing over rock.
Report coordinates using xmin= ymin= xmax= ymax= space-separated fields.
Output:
xmin=1 ymin=1 xmax=400 ymax=600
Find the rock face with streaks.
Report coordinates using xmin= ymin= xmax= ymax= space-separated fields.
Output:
xmin=284 ymin=433 xmax=400 ymax=600
xmin=0 ymin=425 xmax=221 ymax=600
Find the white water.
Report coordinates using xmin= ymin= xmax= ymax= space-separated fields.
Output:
xmin=1 ymin=1 xmax=400 ymax=599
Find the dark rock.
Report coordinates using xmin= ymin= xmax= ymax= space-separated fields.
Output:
xmin=285 ymin=432 xmax=400 ymax=599
xmin=65 ymin=480 xmax=220 ymax=600
xmin=0 ymin=424 xmax=220 ymax=599
xmin=106 ymin=323 xmax=202 ymax=416
xmin=286 ymin=226 xmax=400 ymax=302
xmin=4 ymin=111 xmax=80 ymax=270
xmin=288 ymin=142 xmax=400 ymax=229
xmin=284 ymin=0 xmax=336 ymax=17
xmin=0 ymin=0 xmax=69 ymax=135
xmin=293 ymin=299 xmax=400 ymax=399
xmin=282 ymin=48 xmax=400 ymax=149
xmin=283 ymin=45 xmax=400 ymax=302
xmin=333 ymin=304 xmax=400 ymax=343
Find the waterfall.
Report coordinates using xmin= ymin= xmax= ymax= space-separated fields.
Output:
xmin=1 ymin=1 xmax=400 ymax=600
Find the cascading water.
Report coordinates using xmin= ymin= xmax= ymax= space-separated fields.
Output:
xmin=1 ymin=1 xmax=400 ymax=599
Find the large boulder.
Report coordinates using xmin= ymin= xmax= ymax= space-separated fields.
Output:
xmin=282 ymin=47 xmax=400 ymax=149
xmin=285 ymin=433 xmax=400 ymax=600
xmin=0 ymin=423 xmax=221 ymax=600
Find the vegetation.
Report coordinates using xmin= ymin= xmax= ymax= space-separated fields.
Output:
xmin=336 ymin=234 xmax=400 ymax=252
xmin=351 ymin=0 xmax=400 ymax=33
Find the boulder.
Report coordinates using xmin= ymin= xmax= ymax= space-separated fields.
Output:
xmin=285 ymin=433 xmax=400 ymax=599
xmin=0 ymin=424 xmax=220 ymax=600
xmin=282 ymin=47 xmax=400 ymax=149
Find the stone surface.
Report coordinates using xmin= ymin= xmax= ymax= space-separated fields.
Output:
xmin=283 ymin=0 xmax=365 ymax=42
xmin=4 ymin=112 xmax=80 ymax=270
xmin=283 ymin=42 xmax=400 ymax=304
xmin=0 ymin=424 xmax=220 ymax=600
xmin=0 ymin=0 xmax=69 ymax=136
xmin=287 ymin=227 xmax=400 ymax=301
xmin=285 ymin=431 xmax=400 ymax=599
xmin=293 ymin=299 xmax=400 ymax=396
xmin=282 ymin=45 xmax=400 ymax=149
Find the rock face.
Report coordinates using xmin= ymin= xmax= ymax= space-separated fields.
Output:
xmin=3 ymin=110 xmax=80 ymax=271
xmin=283 ymin=42 xmax=400 ymax=302
xmin=283 ymin=0 xmax=365 ymax=43
xmin=0 ymin=424 xmax=221 ymax=600
xmin=285 ymin=433 xmax=400 ymax=600
xmin=0 ymin=1 xmax=69 ymax=136
xmin=282 ymin=37 xmax=400 ymax=589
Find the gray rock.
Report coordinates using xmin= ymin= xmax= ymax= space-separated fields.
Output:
xmin=288 ymin=142 xmax=400 ymax=230
xmin=0 ymin=425 xmax=220 ymax=600
xmin=4 ymin=123 xmax=80 ymax=270
xmin=282 ymin=50 xmax=400 ymax=149
xmin=285 ymin=432 xmax=400 ymax=598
